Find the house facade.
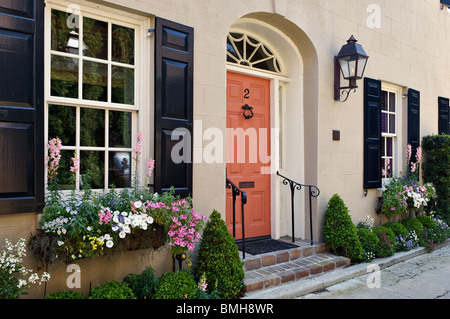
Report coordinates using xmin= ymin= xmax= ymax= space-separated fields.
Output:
xmin=1 ymin=0 xmax=450 ymax=297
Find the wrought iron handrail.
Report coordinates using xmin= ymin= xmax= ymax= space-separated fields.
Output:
xmin=276 ymin=171 xmax=320 ymax=245
xmin=226 ymin=177 xmax=248 ymax=259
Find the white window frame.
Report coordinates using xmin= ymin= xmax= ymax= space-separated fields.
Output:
xmin=44 ymin=0 xmax=151 ymax=192
xmin=381 ymin=82 xmax=404 ymax=183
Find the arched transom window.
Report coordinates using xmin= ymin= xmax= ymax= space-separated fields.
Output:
xmin=227 ymin=32 xmax=282 ymax=73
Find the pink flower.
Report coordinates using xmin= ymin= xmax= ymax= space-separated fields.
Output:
xmin=46 ymin=138 xmax=62 ymax=183
xmin=146 ymin=159 xmax=155 ymax=177
xmin=132 ymin=131 xmax=143 ymax=163
xmin=416 ymin=146 xmax=422 ymax=162
xmin=406 ymin=144 xmax=412 ymax=163
xmin=70 ymin=151 xmax=79 ymax=173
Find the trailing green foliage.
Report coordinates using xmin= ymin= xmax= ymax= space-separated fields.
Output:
xmin=422 ymin=134 xmax=450 ymax=222
xmin=154 ymin=270 xmax=197 ymax=299
xmin=323 ymin=194 xmax=363 ymax=262
xmin=193 ymin=210 xmax=245 ymax=299
xmin=88 ymin=280 xmax=135 ymax=299
xmin=122 ymin=266 xmax=158 ymax=299
xmin=372 ymin=226 xmax=396 ymax=258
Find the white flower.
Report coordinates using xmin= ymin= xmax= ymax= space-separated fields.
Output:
xmin=57 ymin=241 xmax=64 ymax=246
xmin=87 ymin=226 xmax=92 ymax=231
xmin=119 ymin=231 xmax=126 ymax=239
xmin=106 ymin=240 xmax=114 ymax=248
xmin=134 ymin=201 xmax=142 ymax=209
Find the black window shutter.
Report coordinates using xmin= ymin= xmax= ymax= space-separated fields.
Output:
xmin=0 ymin=0 xmax=44 ymax=214
xmin=363 ymin=78 xmax=382 ymax=189
xmin=438 ymin=97 xmax=450 ymax=135
xmin=154 ymin=17 xmax=194 ymax=198
xmin=407 ymin=89 xmax=421 ymax=161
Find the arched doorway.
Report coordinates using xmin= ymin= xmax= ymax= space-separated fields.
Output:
xmin=224 ymin=16 xmax=317 ymax=242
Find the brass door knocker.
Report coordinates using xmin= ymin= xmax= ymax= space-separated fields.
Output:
xmin=242 ymin=104 xmax=254 ymax=119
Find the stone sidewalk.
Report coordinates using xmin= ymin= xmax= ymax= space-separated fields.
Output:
xmin=244 ymin=239 xmax=450 ymax=299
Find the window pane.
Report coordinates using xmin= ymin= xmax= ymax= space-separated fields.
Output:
xmin=389 ymin=92 xmax=396 ymax=112
xmin=51 ymin=9 xmax=79 ymax=54
xmin=109 ymin=151 xmax=131 ymax=188
xmin=381 ymin=112 xmax=387 ymax=134
xmin=51 ymin=55 xmax=78 ymax=98
xmin=83 ymin=60 xmax=108 ymax=102
xmin=80 ymin=151 xmax=104 ymax=189
xmin=381 ymin=91 xmax=387 ymax=111
xmin=112 ymin=24 xmax=135 ymax=65
xmin=57 ymin=150 xmax=75 ymax=190
xmin=111 ymin=66 xmax=134 ymax=105
xmin=109 ymin=111 xmax=132 ymax=148
xmin=386 ymin=137 xmax=393 ymax=157
xmin=80 ymin=108 xmax=105 ymax=146
xmin=48 ymin=104 xmax=76 ymax=146
xmin=83 ymin=17 xmax=108 ymax=60
xmin=389 ymin=114 xmax=396 ymax=134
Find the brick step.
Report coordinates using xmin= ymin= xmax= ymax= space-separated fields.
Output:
xmin=243 ymin=241 xmax=329 ymax=271
xmin=240 ymin=240 xmax=351 ymax=293
xmin=244 ymin=252 xmax=351 ymax=293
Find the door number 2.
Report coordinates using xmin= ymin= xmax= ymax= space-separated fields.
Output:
xmin=244 ymin=88 xmax=250 ymax=99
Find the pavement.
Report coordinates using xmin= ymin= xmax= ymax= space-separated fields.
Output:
xmin=244 ymin=239 xmax=450 ymax=299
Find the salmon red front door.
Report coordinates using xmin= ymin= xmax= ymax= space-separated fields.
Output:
xmin=226 ymin=71 xmax=271 ymax=240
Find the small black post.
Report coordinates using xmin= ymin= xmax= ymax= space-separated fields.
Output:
xmin=290 ymin=182 xmax=295 ymax=243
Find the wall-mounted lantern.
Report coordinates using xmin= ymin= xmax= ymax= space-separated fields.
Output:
xmin=334 ymin=35 xmax=369 ymax=102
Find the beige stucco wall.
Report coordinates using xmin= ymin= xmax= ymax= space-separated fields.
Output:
xmin=1 ymin=0 xmax=449 ymax=298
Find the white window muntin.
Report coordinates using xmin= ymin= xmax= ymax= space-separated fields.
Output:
xmin=45 ymin=0 xmax=150 ymax=191
xmin=45 ymin=0 xmax=144 ymax=111
xmin=381 ymin=83 xmax=402 ymax=180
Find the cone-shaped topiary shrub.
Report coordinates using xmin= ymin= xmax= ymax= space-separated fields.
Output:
xmin=323 ymin=194 xmax=362 ymax=262
xmin=193 ymin=210 xmax=244 ymax=299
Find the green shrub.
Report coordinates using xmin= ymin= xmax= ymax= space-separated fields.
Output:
xmin=122 ymin=266 xmax=158 ymax=299
xmin=402 ymin=218 xmax=424 ymax=236
xmin=193 ymin=210 xmax=245 ymax=299
xmin=323 ymin=194 xmax=362 ymax=261
xmin=372 ymin=226 xmax=396 ymax=258
xmin=422 ymin=135 xmax=450 ymax=221
xmin=417 ymin=215 xmax=435 ymax=229
xmin=419 ymin=218 xmax=450 ymax=251
xmin=154 ymin=270 xmax=197 ymax=299
xmin=383 ymin=222 xmax=409 ymax=238
xmin=89 ymin=280 xmax=135 ymax=299
xmin=356 ymin=228 xmax=378 ymax=262
xmin=384 ymin=222 xmax=416 ymax=252
xmin=45 ymin=290 xmax=84 ymax=299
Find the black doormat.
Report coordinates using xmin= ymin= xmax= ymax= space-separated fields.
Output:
xmin=237 ymin=239 xmax=298 ymax=255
